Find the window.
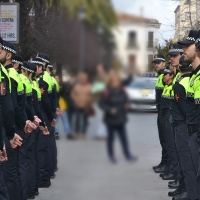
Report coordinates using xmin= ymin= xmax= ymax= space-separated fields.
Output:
xmin=128 ymin=31 xmax=137 ymax=47
xmin=148 ymin=32 xmax=154 ymax=48
xmin=185 ymin=12 xmax=191 ymax=20
xmin=128 ymin=54 xmax=136 ymax=67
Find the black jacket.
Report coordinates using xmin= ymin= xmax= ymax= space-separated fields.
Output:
xmin=99 ymin=87 xmax=129 ymax=126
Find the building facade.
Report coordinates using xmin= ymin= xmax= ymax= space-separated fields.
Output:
xmin=174 ymin=0 xmax=200 ymax=40
xmin=112 ymin=12 xmax=161 ymax=73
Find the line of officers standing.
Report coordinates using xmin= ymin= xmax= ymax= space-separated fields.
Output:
xmin=0 ymin=38 xmax=60 ymax=200
xmin=153 ymin=30 xmax=200 ymax=200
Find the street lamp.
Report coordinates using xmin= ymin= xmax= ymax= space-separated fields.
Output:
xmin=79 ymin=5 xmax=86 ymax=71
xmin=97 ymin=24 xmax=104 ymax=63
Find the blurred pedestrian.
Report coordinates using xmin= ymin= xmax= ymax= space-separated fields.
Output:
xmin=66 ymin=76 xmax=77 ymax=129
xmin=54 ymin=75 xmax=72 ymax=139
xmin=123 ymin=68 xmax=133 ymax=86
xmin=71 ymin=72 xmax=92 ymax=139
xmin=92 ymin=64 xmax=107 ymax=140
xmin=99 ymin=73 xmax=136 ymax=164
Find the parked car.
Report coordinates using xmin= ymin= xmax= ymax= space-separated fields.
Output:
xmin=125 ymin=75 xmax=157 ymax=111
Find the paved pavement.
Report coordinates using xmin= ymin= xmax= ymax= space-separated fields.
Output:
xmin=38 ymin=112 xmax=172 ymax=200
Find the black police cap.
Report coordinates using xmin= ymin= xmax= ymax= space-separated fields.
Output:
xmin=22 ymin=61 xmax=36 ymax=73
xmin=36 ymin=53 xmax=50 ymax=64
xmin=152 ymin=54 xmax=165 ymax=63
xmin=2 ymin=40 xmax=16 ymax=54
xmin=178 ymin=30 xmax=198 ymax=45
xmin=47 ymin=61 xmax=53 ymax=68
xmin=12 ymin=54 xmax=23 ymax=66
xmin=168 ymin=44 xmax=183 ymax=55
xmin=161 ymin=66 xmax=172 ymax=75
xmin=195 ymin=30 xmax=200 ymax=49
xmin=179 ymin=56 xmax=192 ymax=69
xmin=30 ymin=57 xmax=44 ymax=66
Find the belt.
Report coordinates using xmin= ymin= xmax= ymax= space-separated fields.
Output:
xmin=172 ymin=120 xmax=186 ymax=128
xmin=187 ymin=124 xmax=199 ymax=133
xmin=162 ymin=109 xmax=171 ymax=115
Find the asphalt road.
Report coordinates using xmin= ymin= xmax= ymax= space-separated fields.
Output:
xmin=37 ymin=112 xmax=172 ymax=200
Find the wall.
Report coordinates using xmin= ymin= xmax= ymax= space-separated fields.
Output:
xmin=112 ymin=21 xmax=159 ymax=72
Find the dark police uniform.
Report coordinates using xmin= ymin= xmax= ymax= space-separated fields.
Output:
xmin=20 ymin=61 xmax=43 ymax=198
xmin=186 ymin=65 xmax=200 ymax=197
xmin=155 ymin=72 xmax=169 ymax=168
xmin=161 ymin=80 xmax=179 ymax=178
xmin=0 ymin=63 xmax=16 ymax=200
xmin=172 ymin=72 xmax=198 ymax=199
xmin=5 ymin=63 xmax=29 ymax=200
xmin=37 ymin=55 xmax=57 ymax=179
xmin=2 ymin=40 xmax=28 ymax=200
xmin=37 ymin=70 xmax=54 ymax=187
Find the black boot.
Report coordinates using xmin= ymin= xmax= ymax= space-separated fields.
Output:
xmin=154 ymin=166 xmax=166 ymax=173
xmin=168 ymin=179 xmax=179 ymax=189
xmin=160 ymin=170 xmax=169 ymax=178
xmin=172 ymin=192 xmax=187 ymax=200
xmin=162 ymin=173 xmax=176 ymax=180
xmin=168 ymin=188 xmax=185 ymax=197
xmin=152 ymin=162 xmax=165 ymax=170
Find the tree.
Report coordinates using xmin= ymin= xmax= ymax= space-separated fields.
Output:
xmin=157 ymin=39 xmax=175 ymax=64
xmin=13 ymin=0 xmax=117 ymax=76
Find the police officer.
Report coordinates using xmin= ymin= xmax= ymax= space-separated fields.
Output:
xmin=152 ymin=55 xmax=169 ymax=174
xmin=177 ymin=30 xmax=200 ymax=198
xmin=0 ymin=38 xmax=22 ymax=200
xmin=21 ymin=61 xmax=48 ymax=199
xmin=47 ymin=62 xmax=60 ymax=121
xmin=166 ymin=44 xmax=187 ymax=196
xmin=0 ymin=40 xmax=37 ymax=200
xmin=171 ymin=56 xmax=198 ymax=200
xmin=194 ymin=30 xmax=200 ymax=199
xmin=34 ymin=56 xmax=56 ymax=188
xmin=36 ymin=53 xmax=57 ymax=179
xmin=160 ymin=66 xmax=179 ymax=183
xmin=46 ymin=61 xmax=59 ymax=177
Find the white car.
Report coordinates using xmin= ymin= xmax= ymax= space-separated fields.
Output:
xmin=125 ymin=77 xmax=157 ymax=111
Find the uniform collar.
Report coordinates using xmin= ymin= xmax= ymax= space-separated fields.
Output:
xmin=5 ymin=63 xmax=13 ymax=69
xmin=37 ymin=72 xmax=44 ymax=78
xmin=166 ymin=82 xmax=172 ymax=86
xmin=193 ymin=65 xmax=200 ymax=74
xmin=158 ymin=69 xmax=165 ymax=75
xmin=181 ymin=73 xmax=191 ymax=78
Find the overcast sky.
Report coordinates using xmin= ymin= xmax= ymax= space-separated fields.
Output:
xmin=111 ymin=0 xmax=179 ymax=45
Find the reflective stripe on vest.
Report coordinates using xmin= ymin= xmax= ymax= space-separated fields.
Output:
xmin=186 ymin=71 xmax=200 ymax=98
xmin=7 ymin=67 xmax=24 ymax=95
xmin=44 ymin=71 xmax=52 ymax=93
xmin=155 ymin=74 xmax=164 ymax=90
xmin=52 ymin=76 xmax=59 ymax=92
xmin=173 ymin=72 xmax=181 ymax=85
xmin=32 ymin=80 xmax=41 ymax=101
xmin=162 ymin=84 xmax=174 ymax=99
xmin=20 ymin=74 xmax=32 ymax=96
